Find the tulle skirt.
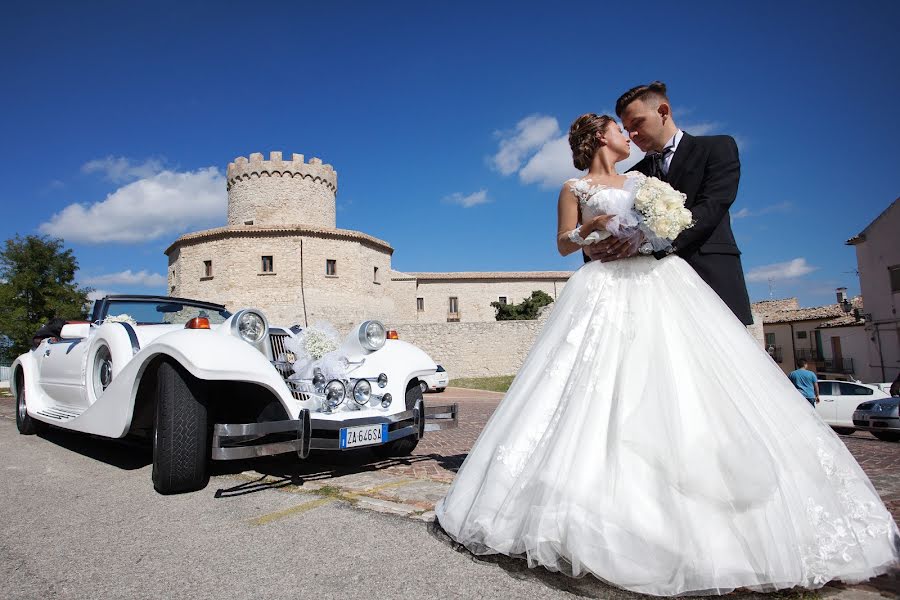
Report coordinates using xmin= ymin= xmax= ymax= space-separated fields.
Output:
xmin=435 ymin=256 xmax=899 ymax=596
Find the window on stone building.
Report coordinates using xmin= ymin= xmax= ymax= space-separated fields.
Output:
xmin=796 ymin=330 xmax=807 ymax=339
xmin=326 ymin=259 xmax=337 ymax=276
xmin=373 ymin=266 xmax=379 ymax=283
xmin=890 ymin=265 xmax=900 ymax=293
xmin=203 ymin=260 xmax=212 ymax=278
xmin=262 ymin=255 xmax=274 ymax=273
xmin=765 ymin=333 xmax=776 ymax=346
xmin=498 ymin=296 xmax=507 ymax=305
xmin=417 ymin=298 xmax=424 ymax=312
xmin=448 ymin=297 xmax=460 ymax=322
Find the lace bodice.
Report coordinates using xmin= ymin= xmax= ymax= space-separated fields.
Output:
xmin=567 ymin=171 xmax=646 ymax=223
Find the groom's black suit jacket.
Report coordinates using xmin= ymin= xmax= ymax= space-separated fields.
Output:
xmin=585 ymin=132 xmax=754 ymax=325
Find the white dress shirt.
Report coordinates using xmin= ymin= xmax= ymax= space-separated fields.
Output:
xmin=661 ymin=129 xmax=684 ymax=176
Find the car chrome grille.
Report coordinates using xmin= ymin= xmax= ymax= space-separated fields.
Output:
xmin=269 ymin=332 xmax=308 ymax=401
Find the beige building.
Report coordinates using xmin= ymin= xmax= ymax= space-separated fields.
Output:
xmin=847 ymin=198 xmax=900 ymax=384
xmin=752 ymin=291 xmax=869 ymax=380
xmin=166 ymin=152 xmax=572 ymax=331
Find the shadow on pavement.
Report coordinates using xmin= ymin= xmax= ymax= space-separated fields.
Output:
xmin=210 ymin=451 xmax=469 ymax=498
xmin=36 ymin=428 xmax=152 ymax=470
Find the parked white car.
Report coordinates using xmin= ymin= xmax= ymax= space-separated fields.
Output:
xmin=815 ymin=379 xmax=890 ymax=434
xmin=11 ymin=295 xmax=457 ymax=494
xmin=420 ymin=364 xmax=449 ymax=393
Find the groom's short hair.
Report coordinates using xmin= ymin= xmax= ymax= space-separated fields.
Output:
xmin=616 ymin=81 xmax=669 ymax=117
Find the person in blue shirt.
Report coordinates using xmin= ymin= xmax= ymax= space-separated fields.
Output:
xmin=788 ymin=359 xmax=820 ymax=408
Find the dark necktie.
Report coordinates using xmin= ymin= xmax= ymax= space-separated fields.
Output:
xmin=649 ymin=145 xmax=674 ymax=180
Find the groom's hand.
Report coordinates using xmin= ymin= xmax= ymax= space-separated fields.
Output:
xmin=586 ymin=234 xmax=642 ymax=262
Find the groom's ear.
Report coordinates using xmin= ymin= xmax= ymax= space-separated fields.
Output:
xmin=657 ymin=102 xmax=672 ymax=121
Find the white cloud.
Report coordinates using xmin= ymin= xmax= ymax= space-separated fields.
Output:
xmin=82 ymin=156 xmax=165 ymax=183
xmin=40 ymin=167 xmax=226 ymax=244
xmin=442 ymin=189 xmax=490 ymax=208
xmin=491 ymin=115 xmax=561 ymax=176
xmin=86 ymin=289 xmax=117 ymax=301
xmin=732 ymin=202 xmax=793 ymax=220
xmin=83 ymin=269 xmax=167 ymax=288
xmin=746 ymin=258 xmax=817 ymax=283
xmin=681 ymin=121 xmax=720 ymax=136
xmin=494 ymin=113 xmax=648 ymax=189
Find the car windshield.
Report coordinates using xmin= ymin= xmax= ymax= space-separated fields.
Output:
xmin=102 ymin=300 xmax=231 ymax=325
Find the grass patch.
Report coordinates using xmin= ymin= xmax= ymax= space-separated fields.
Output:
xmin=451 ymin=376 xmax=514 ymax=393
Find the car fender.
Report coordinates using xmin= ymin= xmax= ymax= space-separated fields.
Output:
xmin=349 ymin=339 xmax=437 ymax=395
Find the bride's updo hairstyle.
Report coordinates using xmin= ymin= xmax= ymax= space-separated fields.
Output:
xmin=568 ymin=113 xmax=614 ymax=171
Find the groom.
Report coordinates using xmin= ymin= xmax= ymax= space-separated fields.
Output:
xmin=585 ymin=81 xmax=754 ymax=325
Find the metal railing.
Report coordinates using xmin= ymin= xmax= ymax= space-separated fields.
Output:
xmin=794 ymin=348 xmax=822 ymax=361
xmin=766 ymin=346 xmax=784 ymax=363
xmin=822 ymin=357 xmax=854 ymax=374
xmin=0 ymin=365 xmax=10 ymax=383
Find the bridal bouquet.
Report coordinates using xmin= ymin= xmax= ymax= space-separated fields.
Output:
xmin=633 ymin=177 xmax=694 ymax=242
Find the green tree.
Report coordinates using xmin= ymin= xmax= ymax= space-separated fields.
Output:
xmin=491 ymin=290 xmax=554 ymax=321
xmin=0 ymin=235 xmax=91 ymax=357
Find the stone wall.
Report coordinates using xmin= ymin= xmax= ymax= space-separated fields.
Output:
xmin=387 ymin=309 xmax=552 ymax=378
xmin=169 ymin=228 xmax=395 ymax=329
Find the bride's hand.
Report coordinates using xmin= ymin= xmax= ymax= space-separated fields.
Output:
xmin=586 ymin=231 xmax=643 ymax=262
xmin=588 ymin=214 xmax=614 ymax=233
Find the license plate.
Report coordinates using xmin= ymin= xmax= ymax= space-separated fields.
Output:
xmin=340 ymin=423 xmax=389 ymax=449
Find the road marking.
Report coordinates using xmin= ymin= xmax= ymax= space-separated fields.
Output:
xmin=248 ymin=497 xmax=336 ymax=526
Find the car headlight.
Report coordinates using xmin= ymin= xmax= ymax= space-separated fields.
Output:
xmin=377 ymin=373 xmax=388 ymax=388
xmin=381 ymin=393 xmax=392 ymax=408
xmin=358 ymin=320 xmax=386 ymax=351
xmin=235 ymin=310 xmax=267 ymax=344
xmin=325 ymin=380 xmax=346 ymax=408
xmin=352 ymin=379 xmax=371 ymax=406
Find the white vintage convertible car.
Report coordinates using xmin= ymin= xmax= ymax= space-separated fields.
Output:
xmin=11 ymin=295 xmax=457 ymax=494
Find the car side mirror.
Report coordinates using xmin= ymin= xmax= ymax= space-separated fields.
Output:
xmin=60 ymin=322 xmax=91 ymax=339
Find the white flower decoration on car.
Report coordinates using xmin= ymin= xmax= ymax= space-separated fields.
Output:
xmin=104 ymin=313 xmax=137 ymax=326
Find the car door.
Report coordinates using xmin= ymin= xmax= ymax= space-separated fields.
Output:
xmin=835 ymin=382 xmax=876 ymax=426
xmin=39 ymin=337 xmax=89 ymax=408
xmin=815 ymin=381 xmax=837 ymax=423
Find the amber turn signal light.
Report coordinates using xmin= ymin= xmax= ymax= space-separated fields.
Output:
xmin=386 ymin=330 xmax=399 ymax=340
xmin=185 ymin=317 xmax=211 ymax=329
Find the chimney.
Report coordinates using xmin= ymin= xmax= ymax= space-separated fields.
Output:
xmin=836 ymin=287 xmax=848 ymax=304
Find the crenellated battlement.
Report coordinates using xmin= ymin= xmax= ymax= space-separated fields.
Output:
xmin=226 ymin=151 xmax=338 ymax=192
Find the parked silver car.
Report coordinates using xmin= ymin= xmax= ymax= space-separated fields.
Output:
xmin=852 ymin=398 xmax=900 ymax=442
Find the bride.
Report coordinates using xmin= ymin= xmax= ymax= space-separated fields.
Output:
xmin=434 ymin=113 xmax=899 ymax=596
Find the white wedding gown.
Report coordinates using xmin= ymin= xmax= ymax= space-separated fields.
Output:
xmin=435 ymin=173 xmax=899 ymax=596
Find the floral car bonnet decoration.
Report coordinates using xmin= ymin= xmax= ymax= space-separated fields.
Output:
xmin=281 ymin=322 xmax=350 ymax=381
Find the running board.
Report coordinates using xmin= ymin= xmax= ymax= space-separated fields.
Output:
xmin=36 ymin=405 xmax=85 ymax=421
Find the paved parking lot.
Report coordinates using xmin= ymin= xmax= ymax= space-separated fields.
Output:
xmin=1 ymin=387 xmax=898 ymax=598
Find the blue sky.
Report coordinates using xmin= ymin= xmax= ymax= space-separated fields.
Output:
xmin=2 ymin=1 xmax=897 ymax=307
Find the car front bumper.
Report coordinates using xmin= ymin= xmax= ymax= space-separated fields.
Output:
xmin=209 ymin=401 xmax=459 ymax=460
xmin=852 ymin=411 xmax=900 ymax=432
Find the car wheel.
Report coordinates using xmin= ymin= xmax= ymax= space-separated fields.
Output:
xmin=371 ymin=384 xmax=422 ymax=459
xmin=15 ymin=379 xmax=46 ymax=435
xmin=833 ymin=427 xmax=855 ymax=435
xmin=152 ymin=360 xmax=210 ymax=494
xmin=872 ymin=431 xmax=900 ymax=443
xmin=437 ymin=387 xmax=446 ymax=393
xmin=419 ymin=381 xmax=428 ymax=394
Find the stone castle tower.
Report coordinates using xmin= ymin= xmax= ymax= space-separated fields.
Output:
xmin=226 ymin=152 xmax=338 ymax=229
xmin=166 ymin=152 xmax=399 ymax=328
